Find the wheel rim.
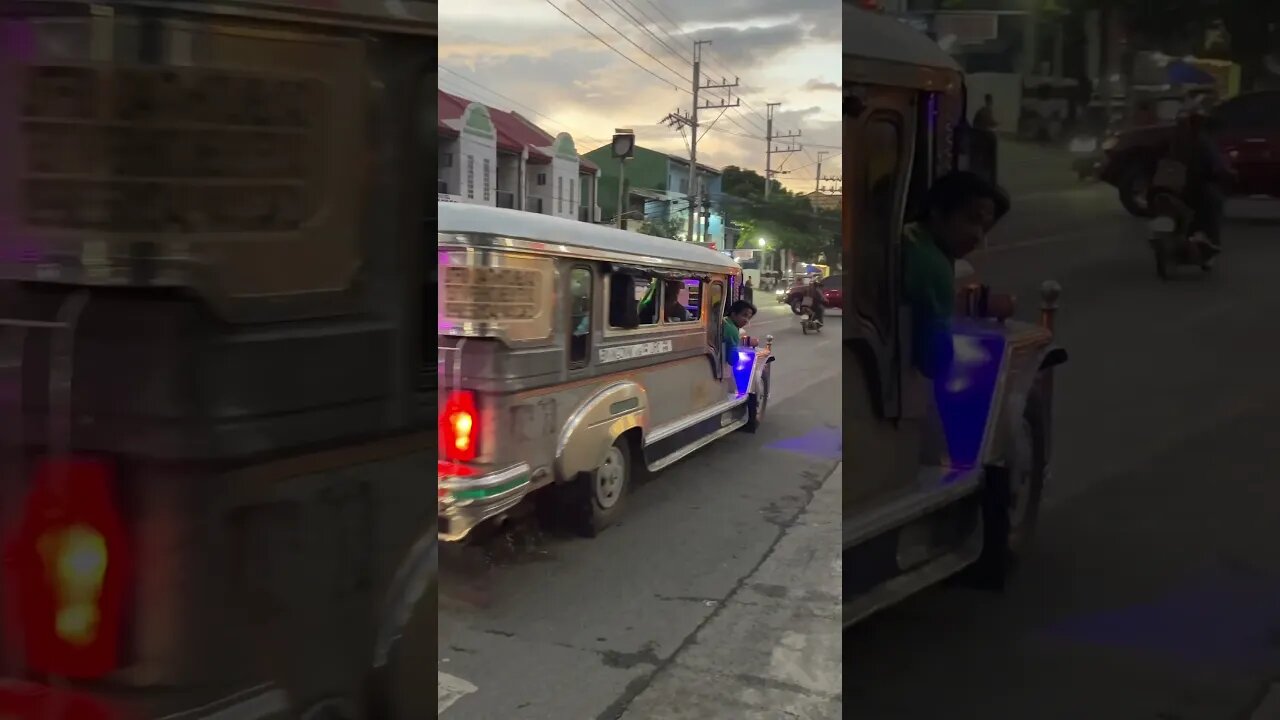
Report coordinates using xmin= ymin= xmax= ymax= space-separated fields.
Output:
xmin=1008 ymin=417 xmax=1035 ymax=534
xmin=594 ymin=445 xmax=626 ymax=509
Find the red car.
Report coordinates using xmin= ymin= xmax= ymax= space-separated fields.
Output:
xmin=780 ymin=276 xmax=843 ymax=314
xmin=1099 ymin=91 xmax=1280 ymax=216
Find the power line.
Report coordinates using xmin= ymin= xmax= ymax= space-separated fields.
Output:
xmin=605 ymin=0 xmax=690 ymax=66
xmin=542 ymin=0 xmax=690 ymax=94
xmin=571 ymin=0 xmax=691 ymax=85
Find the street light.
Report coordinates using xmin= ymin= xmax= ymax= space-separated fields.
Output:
xmin=757 ymin=237 xmax=767 ymax=247
xmin=612 ymin=129 xmax=636 ymax=229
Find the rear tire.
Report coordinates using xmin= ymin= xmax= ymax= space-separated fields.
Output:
xmin=564 ymin=438 xmax=633 ymax=538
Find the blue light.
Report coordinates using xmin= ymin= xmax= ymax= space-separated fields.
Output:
xmin=731 ymin=348 xmax=756 ymax=397
xmin=932 ymin=326 xmax=1006 ymax=469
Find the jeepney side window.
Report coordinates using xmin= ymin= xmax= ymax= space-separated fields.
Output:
xmin=706 ymin=280 xmax=724 ymax=344
xmin=662 ymin=277 xmax=701 ymax=323
xmin=569 ymin=266 xmax=592 ymax=369
xmin=607 ymin=270 xmax=658 ymax=329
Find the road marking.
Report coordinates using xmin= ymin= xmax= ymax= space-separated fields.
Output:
xmin=438 ymin=671 xmax=478 ymax=714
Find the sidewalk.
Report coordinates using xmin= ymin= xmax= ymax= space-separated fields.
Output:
xmin=617 ymin=463 xmax=842 ymax=720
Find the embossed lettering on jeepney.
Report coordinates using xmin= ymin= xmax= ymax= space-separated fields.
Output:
xmin=19 ymin=65 xmax=323 ymax=233
xmin=597 ymin=340 xmax=673 ymax=364
xmin=443 ymin=265 xmax=540 ymax=321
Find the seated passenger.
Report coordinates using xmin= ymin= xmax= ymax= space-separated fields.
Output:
xmin=664 ymin=280 xmax=691 ymax=322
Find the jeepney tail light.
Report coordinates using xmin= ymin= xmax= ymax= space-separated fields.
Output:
xmin=2 ymin=456 xmax=130 ymax=679
xmin=441 ymin=390 xmax=479 ymax=462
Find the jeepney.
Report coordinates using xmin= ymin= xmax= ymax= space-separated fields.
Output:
xmin=438 ymin=202 xmax=774 ymax=541
xmin=0 ymin=2 xmax=437 ymax=719
xmin=844 ymin=3 xmax=1068 ymax=626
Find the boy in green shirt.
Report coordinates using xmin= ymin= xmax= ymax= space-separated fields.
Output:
xmin=723 ymin=299 xmax=757 ymax=359
xmin=902 ymin=171 xmax=1008 ymax=378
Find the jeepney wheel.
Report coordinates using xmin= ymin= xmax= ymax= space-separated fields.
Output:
xmin=568 ymin=437 xmax=633 ymax=538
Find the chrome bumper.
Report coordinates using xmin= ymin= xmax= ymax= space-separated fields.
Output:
xmin=438 ymin=462 xmax=532 ymax=542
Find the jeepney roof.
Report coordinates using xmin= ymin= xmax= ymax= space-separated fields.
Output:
xmin=438 ymin=202 xmax=741 ymax=273
xmin=844 ymin=4 xmax=961 ymax=73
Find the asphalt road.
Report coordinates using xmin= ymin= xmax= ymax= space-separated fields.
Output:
xmin=439 ymin=301 xmax=842 ymax=719
xmin=846 ymin=143 xmax=1280 ymax=720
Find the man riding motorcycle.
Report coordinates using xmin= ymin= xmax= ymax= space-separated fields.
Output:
xmin=802 ymin=277 xmax=826 ymax=326
xmin=1153 ymin=103 xmax=1233 ymax=252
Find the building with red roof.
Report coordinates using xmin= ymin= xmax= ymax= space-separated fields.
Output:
xmin=438 ymin=90 xmax=600 ymax=222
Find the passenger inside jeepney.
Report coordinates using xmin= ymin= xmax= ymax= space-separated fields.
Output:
xmin=663 ymin=279 xmax=692 ymax=322
xmin=902 ymin=171 xmax=1010 ymax=379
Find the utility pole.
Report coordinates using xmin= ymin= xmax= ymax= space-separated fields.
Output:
xmin=764 ymin=102 xmax=801 ymax=200
xmin=814 ymin=151 xmax=828 ymax=192
xmin=661 ymin=40 xmax=738 ymax=242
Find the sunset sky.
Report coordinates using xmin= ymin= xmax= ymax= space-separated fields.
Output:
xmin=438 ymin=0 xmax=841 ymax=194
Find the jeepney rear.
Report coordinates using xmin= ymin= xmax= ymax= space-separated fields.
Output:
xmin=0 ymin=2 xmax=437 ymax=719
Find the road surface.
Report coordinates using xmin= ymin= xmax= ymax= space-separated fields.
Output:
xmin=846 ymin=143 xmax=1280 ymax=720
xmin=439 ymin=301 xmax=842 ymax=719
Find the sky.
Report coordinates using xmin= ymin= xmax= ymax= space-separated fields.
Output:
xmin=438 ymin=0 xmax=842 ymax=196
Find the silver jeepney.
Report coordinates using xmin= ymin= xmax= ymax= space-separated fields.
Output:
xmin=438 ymin=202 xmax=774 ymax=541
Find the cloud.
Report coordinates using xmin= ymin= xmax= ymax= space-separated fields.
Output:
xmin=438 ymin=0 xmax=841 ymax=182
xmin=802 ymin=79 xmax=841 ymax=92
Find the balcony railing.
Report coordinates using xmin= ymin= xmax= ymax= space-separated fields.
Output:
xmin=496 ymin=190 xmax=515 ymax=209
xmin=528 ymin=197 xmax=543 ymax=214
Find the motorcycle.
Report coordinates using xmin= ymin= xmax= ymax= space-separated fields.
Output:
xmin=1148 ymin=191 xmax=1217 ymax=279
xmin=799 ymin=303 xmax=823 ymax=334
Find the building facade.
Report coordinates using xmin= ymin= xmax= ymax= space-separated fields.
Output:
xmin=438 ymin=90 xmax=599 ymax=222
xmin=583 ymin=144 xmax=724 ymax=244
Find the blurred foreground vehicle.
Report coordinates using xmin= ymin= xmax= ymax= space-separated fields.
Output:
xmin=0 ymin=2 xmax=438 ymax=718
xmin=844 ymin=2 xmax=1068 ymax=628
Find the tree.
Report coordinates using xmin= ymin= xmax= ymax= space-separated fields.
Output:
xmin=717 ymin=166 xmax=838 ymax=262
xmin=640 ymin=213 xmax=683 ymax=240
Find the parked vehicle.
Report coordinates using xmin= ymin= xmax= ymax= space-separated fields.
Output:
xmin=1099 ymin=90 xmax=1280 ymax=216
xmin=781 ymin=275 xmax=843 ymax=313
xmin=437 ymin=202 xmax=774 ymax=542
xmin=0 ymin=3 xmax=438 ymax=719
xmin=845 ymin=1 xmax=1068 ymax=628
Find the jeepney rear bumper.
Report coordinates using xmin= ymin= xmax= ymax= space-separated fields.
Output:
xmin=0 ymin=679 xmax=292 ymax=720
xmin=438 ymin=461 xmax=533 ymax=542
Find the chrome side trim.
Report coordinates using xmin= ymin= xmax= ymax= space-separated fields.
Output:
xmin=556 ymin=381 xmax=639 ymax=461
xmin=439 ymin=462 xmax=531 ymax=506
xmin=842 ymin=467 xmax=982 ymax=549
xmin=647 ymin=413 xmax=747 ymax=474
xmin=645 ymin=396 xmax=746 ymax=445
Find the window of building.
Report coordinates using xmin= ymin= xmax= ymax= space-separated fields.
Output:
xmin=569 ymin=266 xmax=592 ymax=368
xmin=537 ymin=172 xmax=547 ymax=186
xmin=569 ymin=179 xmax=575 ymax=213
xmin=558 ymin=176 xmax=564 ymax=214
xmin=466 ymin=154 xmax=475 ymax=199
xmin=442 ymin=152 xmax=452 ymax=167
xmin=482 ymin=158 xmax=491 ymax=201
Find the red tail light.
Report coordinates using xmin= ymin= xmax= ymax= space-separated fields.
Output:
xmin=440 ymin=390 xmax=479 ymax=462
xmin=2 ymin=456 xmax=130 ymax=679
